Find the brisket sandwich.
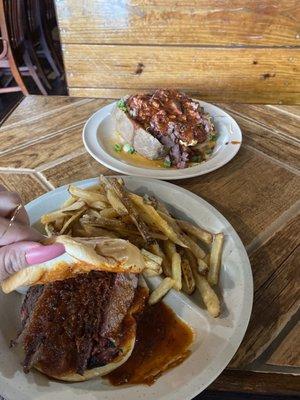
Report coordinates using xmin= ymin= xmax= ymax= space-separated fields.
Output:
xmin=4 ymin=236 xmax=147 ymax=381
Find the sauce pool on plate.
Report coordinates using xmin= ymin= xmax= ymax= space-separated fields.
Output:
xmin=107 ymin=300 xmax=194 ymax=386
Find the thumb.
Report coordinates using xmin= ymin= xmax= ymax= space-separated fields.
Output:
xmin=0 ymin=241 xmax=65 ymax=282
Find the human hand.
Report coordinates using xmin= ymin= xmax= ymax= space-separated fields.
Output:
xmin=0 ymin=186 xmax=64 ymax=282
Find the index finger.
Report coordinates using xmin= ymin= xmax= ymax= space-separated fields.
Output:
xmin=0 ymin=189 xmax=29 ymax=225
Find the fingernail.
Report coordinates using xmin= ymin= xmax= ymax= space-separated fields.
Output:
xmin=26 ymin=243 xmax=65 ymax=265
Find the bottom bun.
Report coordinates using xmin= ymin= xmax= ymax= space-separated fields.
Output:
xmin=35 ymin=334 xmax=135 ymax=382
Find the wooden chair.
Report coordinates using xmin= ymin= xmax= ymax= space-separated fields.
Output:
xmin=0 ymin=0 xmax=28 ymax=94
xmin=3 ymin=0 xmax=50 ymax=95
xmin=26 ymin=0 xmax=63 ymax=78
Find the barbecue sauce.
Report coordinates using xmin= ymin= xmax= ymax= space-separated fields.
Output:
xmin=107 ymin=299 xmax=194 ymax=386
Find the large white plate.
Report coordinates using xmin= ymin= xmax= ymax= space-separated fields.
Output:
xmin=0 ymin=177 xmax=253 ymax=400
xmin=83 ymin=100 xmax=242 ymax=180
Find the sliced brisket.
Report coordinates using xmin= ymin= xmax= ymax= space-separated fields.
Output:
xmin=16 ymin=271 xmax=138 ymax=376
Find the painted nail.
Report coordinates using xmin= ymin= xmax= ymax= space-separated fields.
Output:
xmin=26 ymin=243 xmax=65 ymax=265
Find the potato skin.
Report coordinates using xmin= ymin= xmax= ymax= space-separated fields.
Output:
xmin=112 ymin=99 xmax=166 ymax=160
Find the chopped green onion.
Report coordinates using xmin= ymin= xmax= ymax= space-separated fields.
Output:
xmin=191 ymin=155 xmax=201 ymax=163
xmin=163 ymin=159 xmax=172 ymax=168
xmin=117 ymin=99 xmax=127 ymax=112
xmin=123 ymin=143 xmax=135 ymax=154
xmin=205 ymin=149 xmax=213 ymax=155
xmin=114 ymin=143 xmax=122 ymax=152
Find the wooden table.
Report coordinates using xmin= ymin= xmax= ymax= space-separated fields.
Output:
xmin=0 ymin=96 xmax=299 ymax=398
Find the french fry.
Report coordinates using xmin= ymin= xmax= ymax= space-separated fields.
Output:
xmin=41 ymin=211 xmax=69 ymax=224
xmin=138 ymin=275 xmax=149 ymax=293
xmin=198 ymin=258 xmax=209 ymax=274
xmin=61 ymin=196 xmax=77 ymax=208
xmin=85 ymin=184 xmax=105 ymax=193
xmin=60 ymin=200 xmax=86 ymax=212
xmin=60 ymin=209 xmax=86 ymax=234
xmin=99 ymin=207 xmax=119 ymax=219
xmin=163 ymin=241 xmax=182 ymax=290
xmin=54 ymin=217 xmax=64 ymax=231
xmin=130 ymin=193 xmax=186 ymax=247
xmin=181 ymin=257 xmax=195 ymax=295
xmin=44 ymin=223 xmax=55 ymax=237
xmin=149 ymin=242 xmax=172 ymax=277
xmin=148 ymin=277 xmax=175 ymax=305
xmin=177 ymin=220 xmax=213 ymax=245
xmin=101 ymin=176 xmax=153 ymax=243
xmin=82 ymin=224 xmax=118 ymax=238
xmin=207 ymin=233 xmax=224 ymax=286
xmin=193 ymin=273 xmax=220 ymax=317
xmin=185 ymin=249 xmax=198 ymax=273
xmin=68 ymin=185 xmax=108 ymax=206
xmin=171 ymin=252 xmax=182 ymax=291
xmin=158 ymin=210 xmax=181 ymax=234
xmin=142 ymin=255 xmax=162 ymax=273
xmin=106 ymin=189 xmax=128 ymax=216
xmin=182 ymin=233 xmax=206 ymax=260
xmin=143 ymin=268 xmax=162 ymax=277
xmin=89 ymin=201 xmax=110 ymax=210
xmin=141 ymin=249 xmax=163 ymax=266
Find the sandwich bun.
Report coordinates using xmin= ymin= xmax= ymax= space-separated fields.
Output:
xmin=35 ymin=333 xmax=135 ymax=382
xmin=1 ymin=235 xmax=145 ymax=293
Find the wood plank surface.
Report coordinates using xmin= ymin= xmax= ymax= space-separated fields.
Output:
xmin=230 ymin=214 xmax=300 ymax=367
xmin=0 ymin=98 xmax=109 ymax=153
xmin=1 ymin=96 xmax=84 ymax=128
xmin=267 ymin=322 xmax=300 ymax=367
xmin=40 ymin=152 xmax=113 ymax=187
xmin=209 ymin=370 xmax=300 ymax=395
xmin=0 ymin=173 xmax=47 ymax=203
xmin=0 ymin=125 xmax=85 ymax=170
xmin=219 ymin=108 xmax=300 ymax=170
xmin=1 ymin=96 xmax=300 ymax=395
xmin=63 ymin=45 xmax=300 ymax=104
xmin=55 ymin=0 xmax=300 ymax=46
xmin=219 ymin=104 xmax=300 ymax=141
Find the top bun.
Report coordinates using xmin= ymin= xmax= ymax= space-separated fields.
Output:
xmin=1 ymin=235 xmax=145 ymax=293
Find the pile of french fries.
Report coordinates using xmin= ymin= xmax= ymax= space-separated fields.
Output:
xmin=40 ymin=176 xmax=224 ymax=318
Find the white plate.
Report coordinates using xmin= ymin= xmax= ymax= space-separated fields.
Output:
xmin=0 ymin=177 xmax=253 ymax=400
xmin=83 ymin=100 xmax=242 ymax=180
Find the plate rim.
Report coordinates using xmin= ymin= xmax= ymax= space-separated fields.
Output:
xmin=82 ymin=99 xmax=242 ymax=180
xmin=15 ymin=176 xmax=253 ymax=400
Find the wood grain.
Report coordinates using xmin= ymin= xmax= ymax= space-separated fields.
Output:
xmin=209 ymin=370 xmax=300 ymax=395
xmin=69 ymin=87 xmax=300 ymax=105
xmin=0 ymin=173 xmax=47 ymax=203
xmin=230 ymin=215 xmax=300 ymax=367
xmin=1 ymin=96 xmax=85 ymax=128
xmin=267 ymin=322 xmax=300 ymax=367
xmin=218 ymin=107 xmax=300 ymax=169
xmin=0 ymin=98 xmax=109 ymax=153
xmin=55 ymin=0 xmax=300 ymax=46
xmin=63 ymin=45 xmax=300 ymax=104
xmin=219 ymin=104 xmax=300 ymax=141
xmin=178 ymin=147 xmax=300 ymax=245
xmin=40 ymin=152 xmax=115 ymax=187
xmin=0 ymin=125 xmax=85 ymax=169
xmin=1 ymin=96 xmax=300 ymax=394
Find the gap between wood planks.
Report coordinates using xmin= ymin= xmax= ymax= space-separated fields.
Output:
xmin=248 ymin=309 xmax=300 ymax=375
xmin=60 ymin=42 xmax=300 ymax=49
xmin=266 ymin=105 xmax=300 ymax=120
xmin=246 ymin=200 xmax=300 ymax=255
xmin=243 ymin=143 xmax=300 ymax=175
